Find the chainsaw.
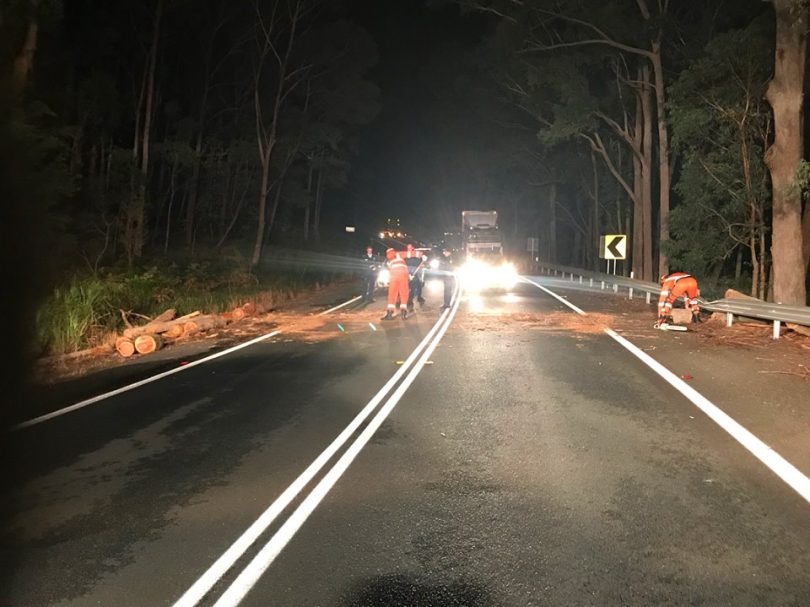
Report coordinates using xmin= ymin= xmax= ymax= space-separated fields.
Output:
xmin=653 ymin=322 xmax=687 ymax=332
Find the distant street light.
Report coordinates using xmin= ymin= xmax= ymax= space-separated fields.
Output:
xmin=345 ymin=226 xmax=356 ymax=233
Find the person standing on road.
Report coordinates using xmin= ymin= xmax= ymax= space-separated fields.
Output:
xmin=361 ymin=246 xmax=378 ymax=303
xmin=438 ymin=247 xmax=455 ymax=310
xmin=405 ymin=244 xmax=428 ymax=311
xmin=657 ymin=271 xmax=701 ymax=325
xmin=382 ymin=248 xmax=411 ymax=321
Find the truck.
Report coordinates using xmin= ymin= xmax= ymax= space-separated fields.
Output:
xmin=459 ymin=210 xmax=517 ymax=290
xmin=461 ymin=210 xmax=503 ymax=258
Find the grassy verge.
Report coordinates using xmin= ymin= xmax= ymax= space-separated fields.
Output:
xmin=36 ymin=261 xmax=343 ymax=356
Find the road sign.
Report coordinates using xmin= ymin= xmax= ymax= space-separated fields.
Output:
xmin=599 ymin=234 xmax=627 ymax=260
xmin=527 ymin=237 xmax=539 ymax=252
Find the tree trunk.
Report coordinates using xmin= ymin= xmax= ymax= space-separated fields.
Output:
xmin=802 ymin=202 xmax=810 ymax=273
xmin=124 ymin=0 xmax=163 ymax=265
xmin=548 ymin=181 xmax=558 ymax=263
xmin=12 ymin=4 xmax=38 ymax=99
xmin=640 ymin=65 xmax=654 ymax=282
xmin=591 ymin=152 xmax=600 ymax=270
xmin=650 ymin=40 xmax=671 ymax=279
xmin=764 ymin=0 xmax=807 ymax=305
xmin=251 ymin=153 xmax=272 ymax=266
xmin=164 ymin=154 xmax=178 ymax=253
xmin=312 ymin=166 xmax=324 ymax=241
xmin=186 ymin=130 xmax=203 ymax=248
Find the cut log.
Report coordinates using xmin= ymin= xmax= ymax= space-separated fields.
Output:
xmin=722 ymin=289 xmax=769 ymax=325
xmin=123 ymin=310 xmax=201 ymax=339
xmin=182 ymin=315 xmax=226 ymax=335
xmin=134 ymin=333 xmax=163 ymax=354
xmin=152 ymin=308 xmax=176 ymax=323
xmin=669 ymin=308 xmax=693 ymax=325
xmin=115 ymin=337 xmax=135 ymax=358
xmin=787 ymin=323 xmax=810 ymax=338
xmin=242 ymin=301 xmax=256 ymax=316
xmin=164 ymin=323 xmax=185 ymax=339
xmin=725 ymin=288 xmax=760 ymax=301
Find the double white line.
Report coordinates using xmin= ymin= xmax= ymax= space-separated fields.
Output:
xmin=173 ymin=286 xmax=462 ymax=607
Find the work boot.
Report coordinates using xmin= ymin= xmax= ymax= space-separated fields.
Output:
xmin=691 ymin=312 xmax=702 ymax=324
xmin=381 ymin=311 xmax=394 ymax=321
xmin=417 ymin=296 xmax=426 ymax=305
xmin=400 ymin=309 xmax=408 ymax=320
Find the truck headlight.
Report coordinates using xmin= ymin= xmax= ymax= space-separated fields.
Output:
xmin=429 ymin=258 xmax=440 ymax=270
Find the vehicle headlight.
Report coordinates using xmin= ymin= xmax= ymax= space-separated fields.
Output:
xmin=497 ymin=263 xmax=519 ymax=288
xmin=429 ymin=258 xmax=440 ymax=270
xmin=459 ymin=260 xmax=488 ymax=291
xmin=459 ymin=260 xmax=517 ymax=290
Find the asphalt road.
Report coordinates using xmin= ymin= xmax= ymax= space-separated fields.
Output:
xmin=4 ymin=281 xmax=810 ymax=606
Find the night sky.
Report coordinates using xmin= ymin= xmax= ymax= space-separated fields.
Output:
xmin=338 ymin=0 xmax=490 ymax=241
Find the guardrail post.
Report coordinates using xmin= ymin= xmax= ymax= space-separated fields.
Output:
xmin=613 ymin=284 xmax=618 ymax=294
xmin=773 ymin=320 xmax=781 ymax=340
xmin=601 ymin=281 xmax=605 ymax=290
xmin=589 ymin=278 xmax=593 ymax=288
xmin=725 ymin=312 xmax=733 ymax=328
xmin=645 ymin=292 xmax=651 ymax=304
xmin=579 ymin=276 xmax=583 ymax=284
xmin=629 ymin=287 xmax=634 ymax=299
xmin=570 ymin=273 xmax=574 ymax=282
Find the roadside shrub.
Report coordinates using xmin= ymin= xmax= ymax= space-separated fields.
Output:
xmin=36 ymin=261 xmax=345 ymax=355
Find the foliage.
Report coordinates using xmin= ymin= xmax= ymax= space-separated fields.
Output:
xmin=36 ymin=261 xmax=343 ymax=355
xmin=667 ymin=18 xmax=772 ymax=279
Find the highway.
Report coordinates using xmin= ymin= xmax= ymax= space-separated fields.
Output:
xmin=4 ymin=279 xmax=810 ymax=606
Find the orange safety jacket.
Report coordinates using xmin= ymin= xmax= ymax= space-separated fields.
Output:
xmin=658 ymin=272 xmax=699 ymax=317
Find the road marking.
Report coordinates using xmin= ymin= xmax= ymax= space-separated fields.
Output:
xmin=317 ymin=295 xmax=363 ymax=315
xmin=15 ymin=294 xmax=363 ymax=431
xmin=527 ymin=280 xmax=810 ymax=507
xmin=209 ymin=287 xmax=462 ymax=607
xmin=522 ymin=277 xmax=587 ymax=316
xmin=604 ymin=328 xmax=810 ymax=506
xmin=14 ymin=330 xmax=281 ymax=430
xmin=173 ymin=286 xmax=460 ymax=607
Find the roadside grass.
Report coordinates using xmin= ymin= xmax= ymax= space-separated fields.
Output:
xmin=37 ymin=261 xmax=342 ymax=356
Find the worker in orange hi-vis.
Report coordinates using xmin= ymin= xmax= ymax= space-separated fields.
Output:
xmin=381 ymin=248 xmax=411 ymax=321
xmin=657 ymin=271 xmax=702 ymax=327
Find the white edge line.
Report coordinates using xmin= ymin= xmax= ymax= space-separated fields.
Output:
xmin=522 ymin=277 xmax=587 ymax=316
xmin=173 ymin=286 xmax=460 ymax=607
xmin=14 ymin=330 xmax=282 ymax=430
xmin=317 ymin=295 xmax=363 ymax=316
xmin=603 ymin=328 xmax=810 ymax=506
xmin=210 ymin=285 xmax=462 ymax=607
xmin=528 ymin=279 xmax=810 ymax=506
xmin=16 ymin=294 xmax=364 ymax=431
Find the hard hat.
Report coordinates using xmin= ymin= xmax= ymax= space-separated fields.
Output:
xmin=385 ymin=248 xmax=395 ymax=260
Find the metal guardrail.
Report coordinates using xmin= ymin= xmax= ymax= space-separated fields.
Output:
xmin=533 ymin=262 xmax=810 ymax=339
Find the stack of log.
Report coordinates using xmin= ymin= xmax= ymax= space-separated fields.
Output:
xmin=115 ymin=303 xmax=258 ymax=357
